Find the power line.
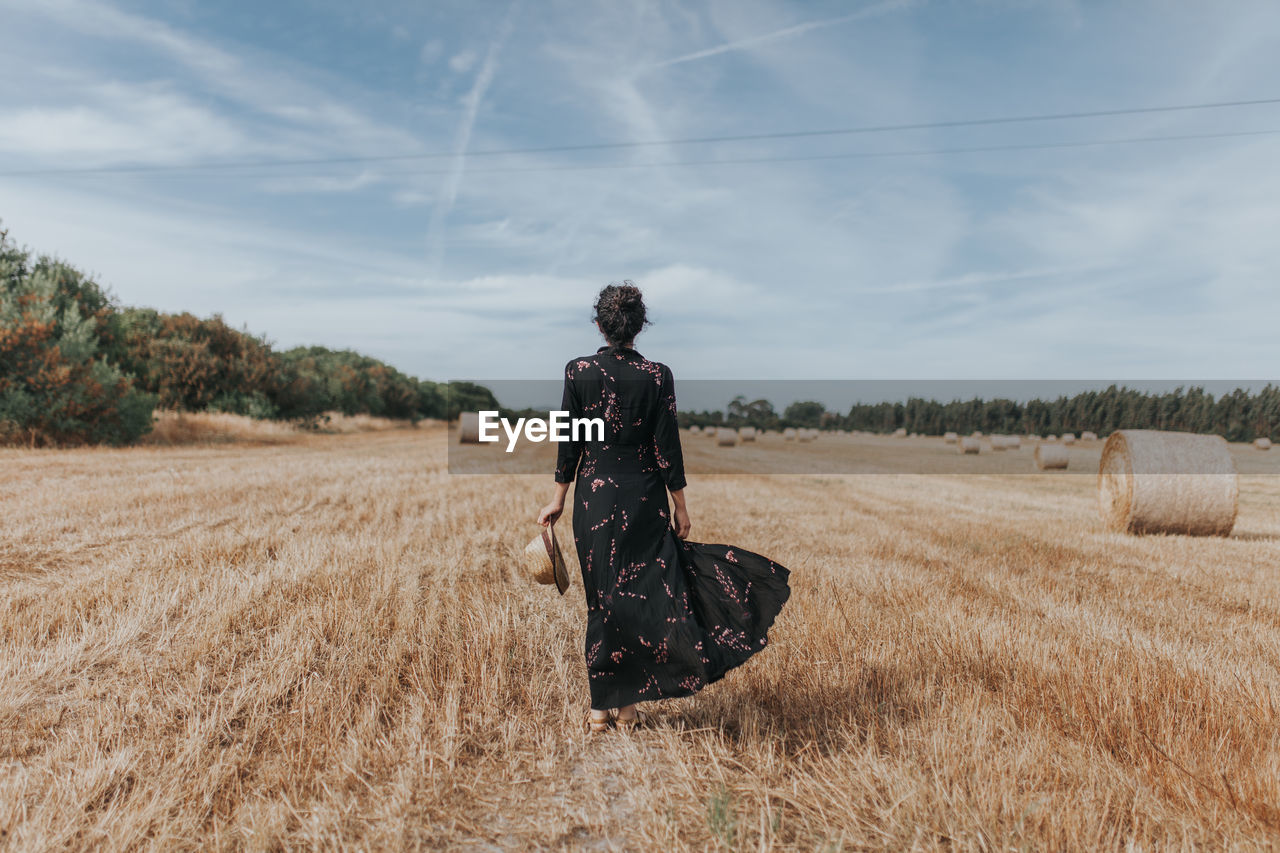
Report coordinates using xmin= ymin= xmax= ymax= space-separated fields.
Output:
xmin=370 ymin=128 xmax=1280 ymax=176
xmin=1 ymin=96 xmax=1279 ymax=178
xmin=8 ymin=128 xmax=1277 ymax=180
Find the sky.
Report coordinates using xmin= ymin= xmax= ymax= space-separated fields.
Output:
xmin=1 ymin=0 xmax=1279 ymax=386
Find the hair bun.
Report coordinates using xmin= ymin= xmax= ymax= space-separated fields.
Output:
xmin=593 ymin=281 xmax=649 ymax=346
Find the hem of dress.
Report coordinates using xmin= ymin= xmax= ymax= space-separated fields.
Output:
xmin=587 ymin=614 xmax=788 ymax=711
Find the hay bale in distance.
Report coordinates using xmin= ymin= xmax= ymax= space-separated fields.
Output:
xmin=1081 ymin=431 xmax=1098 ymax=441
xmin=971 ymin=430 xmax=984 ymax=439
xmin=1062 ymin=433 xmax=1077 ymax=445
xmin=958 ymin=436 xmax=981 ymax=455
xmin=739 ymin=426 xmax=757 ymax=442
xmin=1034 ymin=444 xmax=1069 ymax=470
xmin=1045 ymin=435 xmax=1058 ymax=442
xmin=893 ymin=428 xmax=907 ymax=438
xmin=798 ymin=428 xmax=814 ymax=443
xmin=459 ymin=412 xmax=481 ymax=444
xmin=1097 ymin=430 xmax=1238 ymax=536
xmin=1255 ymin=437 xmax=1272 ymax=450
xmin=991 ymin=436 xmax=1008 ymax=451
xmin=716 ymin=427 xmax=738 ymax=447
xmin=689 ymin=425 xmax=702 ymax=435
xmin=1006 ymin=435 xmax=1022 ymax=449
xmin=943 ymin=431 xmax=958 ymax=444
xmin=783 ymin=427 xmax=797 ymax=441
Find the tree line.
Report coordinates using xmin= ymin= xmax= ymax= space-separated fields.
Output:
xmin=0 ymin=225 xmax=497 ymax=446
xmin=679 ymin=386 xmax=1279 ymax=443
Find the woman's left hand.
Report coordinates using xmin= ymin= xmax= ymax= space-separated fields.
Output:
xmin=671 ymin=503 xmax=691 ymax=539
xmin=537 ymin=501 xmax=564 ymax=527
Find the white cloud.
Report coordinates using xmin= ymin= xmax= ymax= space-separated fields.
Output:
xmin=448 ymin=49 xmax=478 ymax=74
xmin=0 ymin=82 xmax=247 ymax=164
xmin=3 ymin=0 xmax=428 ymax=164
xmin=419 ymin=38 xmax=443 ymax=64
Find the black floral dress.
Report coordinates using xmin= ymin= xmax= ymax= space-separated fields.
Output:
xmin=555 ymin=346 xmax=791 ymax=711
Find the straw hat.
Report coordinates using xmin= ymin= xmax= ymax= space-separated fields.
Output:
xmin=525 ymin=525 xmax=570 ymax=594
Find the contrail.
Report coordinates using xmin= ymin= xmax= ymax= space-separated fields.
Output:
xmin=427 ymin=0 xmax=521 ymax=276
xmin=648 ymin=0 xmax=912 ymax=71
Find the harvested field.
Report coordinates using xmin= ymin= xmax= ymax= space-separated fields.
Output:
xmin=3 ymin=424 xmax=1280 ymax=849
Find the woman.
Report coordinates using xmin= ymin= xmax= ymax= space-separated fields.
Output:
xmin=537 ymin=282 xmax=791 ymax=733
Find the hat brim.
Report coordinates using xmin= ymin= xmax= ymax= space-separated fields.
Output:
xmin=553 ymin=550 xmax=569 ymax=594
xmin=549 ymin=527 xmax=570 ymax=595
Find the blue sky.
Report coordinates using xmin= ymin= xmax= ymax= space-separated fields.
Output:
xmin=1 ymin=0 xmax=1278 ymax=383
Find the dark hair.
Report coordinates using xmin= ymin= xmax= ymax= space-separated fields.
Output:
xmin=593 ymin=281 xmax=649 ymax=346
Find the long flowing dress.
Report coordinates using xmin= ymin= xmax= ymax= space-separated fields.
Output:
xmin=555 ymin=345 xmax=791 ymax=711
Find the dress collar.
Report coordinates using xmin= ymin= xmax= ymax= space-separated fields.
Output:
xmin=598 ymin=345 xmax=642 ymax=358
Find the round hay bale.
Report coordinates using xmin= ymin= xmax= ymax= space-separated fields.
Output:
xmin=958 ymin=436 xmax=981 ymax=455
xmin=783 ymin=427 xmax=797 ymax=441
xmin=893 ymin=427 xmax=907 ymax=438
xmin=1255 ymin=437 xmax=1272 ymax=450
xmin=1097 ymin=430 xmax=1238 ymax=536
xmin=689 ymin=425 xmax=702 ymax=435
xmin=1061 ymin=433 xmax=1076 ymax=445
xmin=739 ymin=426 xmax=757 ymax=442
xmin=1034 ymin=444 xmax=1069 ymax=470
xmin=971 ymin=430 xmax=984 ymax=439
xmin=798 ymin=429 xmax=814 ymax=443
xmin=943 ymin=431 xmax=958 ymax=444
xmin=1045 ymin=435 xmax=1058 ymax=442
xmin=1081 ymin=431 xmax=1098 ymax=441
xmin=1006 ymin=435 xmax=1021 ymax=449
xmin=459 ymin=412 xmax=481 ymax=444
xmin=716 ymin=427 xmax=738 ymax=447
xmin=991 ymin=436 xmax=1008 ymax=451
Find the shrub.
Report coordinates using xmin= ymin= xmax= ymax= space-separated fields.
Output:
xmin=0 ymin=233 xmax=155 ymax=446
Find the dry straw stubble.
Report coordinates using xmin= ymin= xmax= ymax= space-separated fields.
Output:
xmin=3 ymin=425 xmax=1280 ymax=848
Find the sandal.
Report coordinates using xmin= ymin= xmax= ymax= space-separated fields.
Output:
xmin=587 ymin=711 xmax=612 ymax=734
xmin=614 ymin=708 xmax=642 ymax=733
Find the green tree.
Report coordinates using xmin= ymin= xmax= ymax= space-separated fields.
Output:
xmin=0 ymin=233 xmax=155 ymax=446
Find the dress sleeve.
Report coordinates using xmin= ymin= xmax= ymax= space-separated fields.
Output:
xmin=653 ymin=365 xmax=687 ymax=492
xmin=555 ymin=362 xmax=583 ymax=484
